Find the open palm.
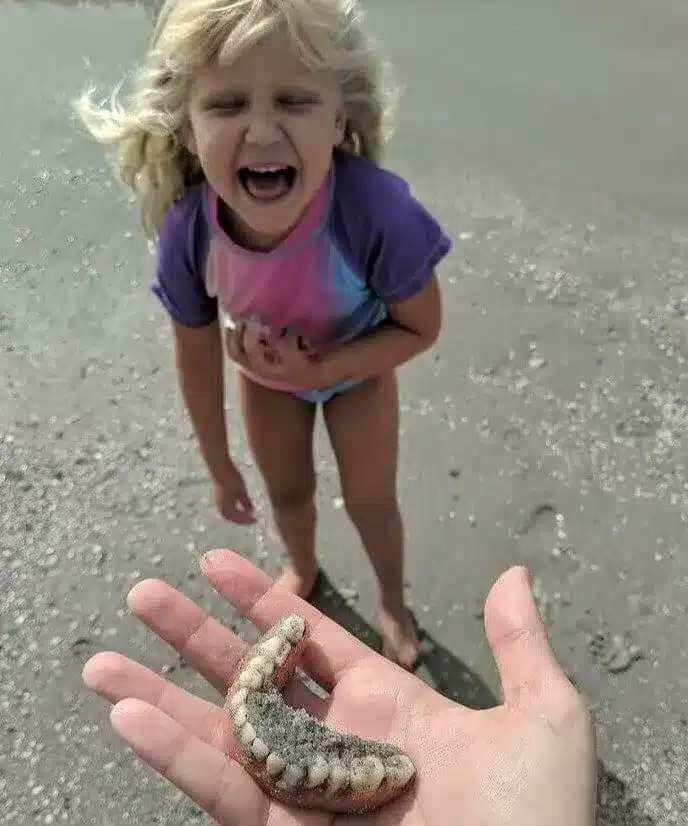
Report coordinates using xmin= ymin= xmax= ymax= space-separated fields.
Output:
xmin=84 ymin=550 xmax=596 ymax=826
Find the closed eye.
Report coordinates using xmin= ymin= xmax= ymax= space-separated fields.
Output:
xmin=277 ymin=95 xmax=321 ymax=111
xmin=215 ymin=102 xmax=246 ymax=115
xmin=198 ymin=91 xmax=321 ymax=114
xmin=201 ymin=96 xmax=247 ymax=115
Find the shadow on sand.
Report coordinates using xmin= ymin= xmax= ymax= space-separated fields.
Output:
xmin=308 ymin=569 xmax=655 ymax=826
xmin=308 ymin=568 xmax=496 ymax=710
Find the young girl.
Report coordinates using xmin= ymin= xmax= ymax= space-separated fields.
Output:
xmin=75 ymin=0 xmax=452 ymax=669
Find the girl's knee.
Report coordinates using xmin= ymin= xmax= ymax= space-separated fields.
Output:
xmin=343 ymin=493 xmax=399 ymax=526
xmin=269 ymin=485 xmax=316 ymax=513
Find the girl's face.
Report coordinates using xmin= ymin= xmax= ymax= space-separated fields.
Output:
xmin=184 ymin=27 xmax=346 ymax=251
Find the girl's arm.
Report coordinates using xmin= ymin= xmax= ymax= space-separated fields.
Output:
xmin=315 ymin=274 xmax=442 ymax=384
xmin=171 ymin=318 xmax=238 ymax=486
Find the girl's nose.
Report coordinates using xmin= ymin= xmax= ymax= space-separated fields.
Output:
xmin=245 ymin=109 xmax=282 ymax=145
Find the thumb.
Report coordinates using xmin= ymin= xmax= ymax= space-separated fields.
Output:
xmin=483 ymin=566 xmax=567 ymax=709
xmin=224 ymin=327 xmax=241 ymax=360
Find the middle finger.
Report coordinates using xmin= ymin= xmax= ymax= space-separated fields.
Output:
xmin=126 ymin=577 xmax=247 ymax=697
xmin=124 ymin=577 xmax=328 ymax=712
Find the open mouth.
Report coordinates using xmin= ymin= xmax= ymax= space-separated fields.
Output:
xmin=237 ymin=164 xmax=297 ymax=202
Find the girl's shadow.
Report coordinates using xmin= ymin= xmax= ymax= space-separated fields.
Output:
xmin=308 ymin=570 xmax=496 ymax=710
xmin=308 ymin=570 xmax=656 ymax=825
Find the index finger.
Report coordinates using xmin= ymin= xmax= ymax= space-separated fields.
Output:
xmin=200 ymin=550 xmax=380 ymax=690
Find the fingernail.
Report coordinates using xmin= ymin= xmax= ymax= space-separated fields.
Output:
xmin=200 ymin=549 xmax=221 ymax=568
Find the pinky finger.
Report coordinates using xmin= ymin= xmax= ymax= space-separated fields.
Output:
xmin=110 ymin=698 xmax=266 ymax=826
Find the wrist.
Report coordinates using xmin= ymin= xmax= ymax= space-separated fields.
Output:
xmin=314 ymin=325 xmax=427 ymax=385
xmin=309 ymin=351 xmax=345 ymax=387
xmin=208 ymin=458 xmax=240 ymax=487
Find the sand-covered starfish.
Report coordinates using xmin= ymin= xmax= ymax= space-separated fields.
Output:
xmin=224 ymin=614 xmax=416 ymax=814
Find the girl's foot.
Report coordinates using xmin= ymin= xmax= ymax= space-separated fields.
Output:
xmin=378 ymin=604 xmax=420 ymax=671
xmin=275 ymin=564 xmax=319 ymax=600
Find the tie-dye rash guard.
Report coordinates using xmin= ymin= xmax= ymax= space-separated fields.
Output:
xmin=150 ymin=148 xmax=452 ymax=396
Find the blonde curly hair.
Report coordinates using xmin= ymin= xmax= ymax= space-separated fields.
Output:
xmin=73 ymin=0 xmax=398 ymax=240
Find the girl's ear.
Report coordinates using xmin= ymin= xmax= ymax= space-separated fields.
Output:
xmin=181 ymin=118 xmax=197 ymax=156
xmin=334 ymin=108 xmax=347 ymax=145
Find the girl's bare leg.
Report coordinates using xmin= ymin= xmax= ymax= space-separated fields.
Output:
xmin=236 ymin=373 xmax=319 ymax=598
xmin=323 ymin=372 xmax=419 ymax=670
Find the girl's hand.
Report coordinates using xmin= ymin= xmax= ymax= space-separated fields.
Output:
xmin=226 ymin=323 xmax=325 ymax=390
xmin=212 ymin=470 xmax=256 ymax=525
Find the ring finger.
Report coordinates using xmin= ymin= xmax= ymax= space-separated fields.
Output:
xmin=83 ymin=651 xmax=228 ymax=745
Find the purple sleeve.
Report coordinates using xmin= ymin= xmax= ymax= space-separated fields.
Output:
xmin=366 ymin=182 xmax=452 ymax=302
xmin=331 ymin=150 xmax=452 ymax=303
xmin=149 ymin=185 xmax=218 ymax=327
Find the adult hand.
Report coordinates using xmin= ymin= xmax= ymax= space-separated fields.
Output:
xmin=83 ymin=550 xmax=597 ymax=826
